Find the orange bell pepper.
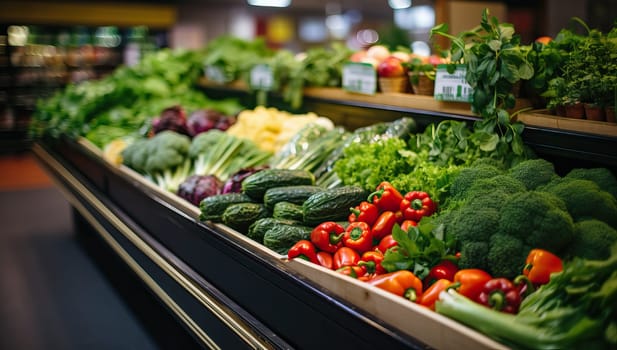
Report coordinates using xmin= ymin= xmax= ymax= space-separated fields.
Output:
xmin=522 ymin=248 xmax=563 ymax=285
xmin=419 ymin=278 xmax=451 ymax=310
xmin=368 ymin=270 xmax=423 ymax=302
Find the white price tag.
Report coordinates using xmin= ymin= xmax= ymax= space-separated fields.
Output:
xmin=204 ymin=65 xmax=228 ymax=84
xmin=434 ymin=64 xmax=473 ymax=102
xmin=250 ymin=64 xmax=275 ymax=91
xmin=342 ymin=62 xmax=377 ymax=95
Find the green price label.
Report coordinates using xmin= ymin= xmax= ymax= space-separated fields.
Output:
xmin=250 ymin=64 xmax=275 ymax=91
xmin=204 ymin=65 xmax=229 ymax=84
xmin=342 ymin=62 xmax=377 ymax=95
xmin=434 ymin=64 xmax=473 ymax=102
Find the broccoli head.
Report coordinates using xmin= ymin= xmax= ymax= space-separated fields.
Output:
xmin=507 ymin=158 xmax=557 ymax=190
xmin=563 ymin=219 xmax=617 ymax=260
xmin=188 ymin=129 xmax=226 ymax=159
xmin=449 ymin=164 xmax=504 ymax=201
xmin=541 ymin=178 xmax=617 ymax=228
xmin=121 ymin=138 xmax=150 ymax=172
xmin=448 ymin=206 xmax=500 ymax=245
xmin=565 ymin=167 xmax=617 ymax=199
xmin=487 ymin=234 xmax=529 ymax=279
xmin=498 ymin=191 xmax=575 ymax=254
xmin=121 ymin=130 xmax=192 ymax=192
xmin=459 ymin=241 xmax=489 ymax=271
xmin=470 ymin=157 xmax=507 ymax=170
xmin=467 ymin=174 xmax=526 ymax=198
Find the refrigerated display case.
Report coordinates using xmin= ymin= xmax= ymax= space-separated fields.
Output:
xmin=32 ymin=84 xmax=617 ymax=349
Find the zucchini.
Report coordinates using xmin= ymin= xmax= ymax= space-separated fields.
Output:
xmin=241 ymin=169 xmax=315 ymax=200
xmin=272 ymin=201 xmax=304 ymax=222
xmin=302 ymin=186 xmax=369 ymax=225
xmin=263 ymin=185 xmax=324 ymax=210
xmin=199 ymin=193 xmax=253 ymax=222
xmin=263 ymin=224 xmax=313 ymax=255
xmin=247 ymin=218 xmax=299 ymax=243
xmin=222 ymin=203 xmax=270 ymax=233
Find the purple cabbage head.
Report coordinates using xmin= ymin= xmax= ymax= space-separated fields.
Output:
xmin=151 ymin=105 xmax=190 ymax=136
xmin=177 ymin=174 xmax=223 ymax=206
xmin=187 ymin=109 xmax=236 ymax=137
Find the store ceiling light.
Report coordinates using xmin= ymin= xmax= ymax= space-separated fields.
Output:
xmin=247 ymin=0 xmax=291 ymax=7
xmin=388 ymin=0 xmax=411 ymax=10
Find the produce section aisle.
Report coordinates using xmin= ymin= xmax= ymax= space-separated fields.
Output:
xmin=0 ymin=153 xmax=160 ymax=350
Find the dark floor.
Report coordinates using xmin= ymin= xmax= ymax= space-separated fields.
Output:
xmin=0 ymin=154 xmax=158 ymax=350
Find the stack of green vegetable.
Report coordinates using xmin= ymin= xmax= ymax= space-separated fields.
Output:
xmin=436 ymin=158 xmax=617 ymax=279
xmin=200 ymin=167 xmax=369 ymax=255
xmin=31 ymin=48 xmax=243 ymax=148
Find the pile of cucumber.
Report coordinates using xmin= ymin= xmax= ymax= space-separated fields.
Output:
xmin=199 ymin=168 xmax=367 ymax=254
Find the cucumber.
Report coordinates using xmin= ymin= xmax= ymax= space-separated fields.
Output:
xmin=242 ymin=169 xmax=315 ymax=201
xmin=222 ymin=202 xmax=270 ymax=233
xmin=199 ymin=193 xmax=254 ymax=222
xmin=302 ymin=186 xmax=369 ymax=225
xmin=263 ymin=185 xmax=324 ymax=210
xmin=247 ymin=218 xmax=299 ymax=243
xmin=272 ymin=201 xmax=304 ymax=222
xmin=263 ymin=224 xmax=313 ymax=255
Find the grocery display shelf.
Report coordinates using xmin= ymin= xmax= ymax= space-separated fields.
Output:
xmin=198 ymin=80 xmax=617 ymax=172
xmin=32 ymin=137 xmax=513 ymax=350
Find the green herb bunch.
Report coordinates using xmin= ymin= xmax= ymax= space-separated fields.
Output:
xmin=430 ymin=8 xmax=534 ymax=159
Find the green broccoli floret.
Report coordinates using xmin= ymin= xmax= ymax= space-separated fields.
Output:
xmin=541 ymin=178 xmax=617 ymax=228
xmin=459 ymin=241 xmax=489 ymax=271
xmin=565 ymin=167 xmax=617 ymax=199
xmin=467 ymin=174 xmax=526 ymax=198
xmin=121 ymin=138 xmax=150 ymax=172
xmin=563 ymin=219 xmax=617 ymax=260
xmin=498 ymin=191 xmax=575 ymax=254
xmin=487 ymin=234 xmax=529 ymax=279
xmin=449 ymin=206 xmax=500 ymax=245
xmin=470 ymin=157 xmax=507 ymax=170
xmin=507 ymin=158 xmax=557 ymax=190
xmin=448 ymin=164 xmax=503 ymax=201
xmin=122 ymin=130 xmax=192 ymax=192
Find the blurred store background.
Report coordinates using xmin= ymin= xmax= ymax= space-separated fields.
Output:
xmin=0 ymin=0 xmax=615 ymax=153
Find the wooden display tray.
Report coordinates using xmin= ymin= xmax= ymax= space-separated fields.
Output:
xmin=199 ymin=79 xmax=617 ymax=140
xmin=515 ymin=110 xmax=617 ymax=138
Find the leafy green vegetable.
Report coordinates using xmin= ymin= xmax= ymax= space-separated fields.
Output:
xmin=381 ymin=217 xmax=457 ymax=279
xmin=31 ymin=48 xmax=243 ymax=145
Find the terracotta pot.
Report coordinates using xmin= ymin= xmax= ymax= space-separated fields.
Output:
xmin=555 ymin=104 xmax=566 ymax=117
xmin=408 ymin=72 xmax=435 ymax=96
xmin=379 ymin=76 xmax=408 ymax=93
xmin=605 ymin=106 xmax=616 ymax=123
xmin=584 ymin=104 xmax=605 ymax=121
xmin=564 ymin=103 xmax=585 ymax=119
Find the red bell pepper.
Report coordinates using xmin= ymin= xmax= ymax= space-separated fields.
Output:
xmin=451 ymin=268 xmax=492 ymax=301
xmin=522 ymin=248 xmax=563 ymax=285
xmin=423 ymin=259 xmax=459 ymax=288
xmin=400 ymin=191 xmax=436 ymax=222
xmin=419 ymin=278 xmax=451 ymax=310
xmin=349 ymin=201 xmax=379 ymax=226
xmin=287 ymin=240 xmax=319 ymax=264
xmin=476 ymin=277 xmax=522 ymax=314
xmin=368 ymin=270 xmax=423 ymax=302
xmin=368 ymin=181 xmax=404 ymax=212
xmin=316 ymin=251 xmax=334 ymax=270
xmin=400 ymin=219 xmax=417 ymax=232
xmin=310 ymin=221 xmax=345 ymax=253
xmin=371 ymin=211 xmax=398 ymax=241
xmin=336 ymin=265 xmax=367 ymax=279
xmin=332 ymin=247 xmax=360 ymax=270
xmin=376 ymin=234 xmax=398 ymax=254
xmin=343 ymin=221 xmax=373 ymax=253
xmin=358 ymin=250 xmax=386 ymax=275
